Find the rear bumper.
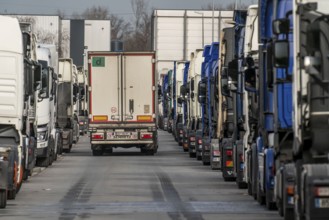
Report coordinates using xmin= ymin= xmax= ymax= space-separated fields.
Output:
xmin=91 ymin=140 xmax=155 ymax=145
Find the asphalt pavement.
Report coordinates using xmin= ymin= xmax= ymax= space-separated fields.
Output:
xmin=0 ymin=130 xmax=282 ymax=220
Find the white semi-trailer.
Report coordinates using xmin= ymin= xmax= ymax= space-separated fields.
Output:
xmin=88 ymin=52 xmax=158 ymax=155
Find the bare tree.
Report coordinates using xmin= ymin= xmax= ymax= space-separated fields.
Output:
xmin=202 ymin=2 xmax=248 ymax=10
xmin=125 ymin=0 xmax=152 ymax=51
xmin=81 ymin=6 xmax=110 ymax=20
xmin=110 ymin=14 xmax=132 ymax=40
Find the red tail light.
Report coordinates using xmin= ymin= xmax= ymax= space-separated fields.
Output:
xmin=141 ymin=133 xmax=153 ymax=139
xmin=239 ymin=154 xmax=244 ymax=162
xmin=198 ymin=139 xmax=202 ymax=144
xmin=190 ymin=136 xmax=196 ymax=141
xmin=179 ymin=130 xmax=183 ymax=134
xmin=92 ymin=134 xmax=104 ymax=140
xmin=226 ymin=160 xmax=233 ymax=167
xmin=213 ymin=150 xmax=220 ymax=156
xmin=226 ymin=150 xmax=233 ymax=156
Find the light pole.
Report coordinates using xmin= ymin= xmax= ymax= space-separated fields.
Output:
xmin=194 ymin=11 xmax=204 ymax=47
xmin=212 ymin=0 xmax=214 ymax=42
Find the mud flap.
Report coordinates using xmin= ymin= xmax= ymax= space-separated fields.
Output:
xmin=62 ymin=130 xmax=73 ymax=149
xmin=221 ymin=138 xmax=235 ymax=180
xmin=0 ymin=161 xmax=8 ymax=190
xmin=303 ymin=164 xmax=329 ymax=219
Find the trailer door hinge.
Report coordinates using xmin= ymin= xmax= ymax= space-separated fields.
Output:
xmin=152 ymin=86 xmax=155 ymax=91
xmin=88 ymin=59 xmax=91 ymax=64
xmin=88 ymin=87 xmax=92 ymax=92
xmin=152 ymin=58 xmax=156 ymax=63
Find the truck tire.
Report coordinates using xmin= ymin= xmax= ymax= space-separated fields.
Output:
xmin=92 ymin=150 xmax=103 ymax=156
xmin=147 ymin=150 xmax=155 ymax=156
xmin=63 ymin=144 xmax=72 ymax=153
xmin=36 ymin=156 xmax=50 ymax=167
xmin=257 ymin=182 xmax=265 ymax=205
xmin=266 ymin=189 xmax=276 ymax=210
xmin=251 ymin=143 xmax=258 ymax=200
xmin=0 ymin=190 xmax=7 ymax=208
xmin=7 ymin=189 xmax=16 ymax=200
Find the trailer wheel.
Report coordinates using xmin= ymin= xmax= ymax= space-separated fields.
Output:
xmin=257 ymin=182 xmax=265 ymax=205
xmin=7 ymin=189 xmax=16 ymax=200
xmin=284 ymin=207 xmax=294 ymax=220
xmin=36 ymin=156 xmax=50 ymax=168
xmin=266 ymin=189 xmax=276 ymax=210
xmin=189 ymin=152 xmax=196 ymax=158
xmin=0 ymin=190 xmax=7 ymax=209
xmin=238 ymin=182 xmax=248 ymax=189
xmin=92 ymin=150 xmax=103 ymax=156
xmin=196 ymin=155 xmax=202 ymax=161
xmin=146 ymin=149 xmax=155 ymax=156
xmin=251 ymin=143 xmax=258 ymax=200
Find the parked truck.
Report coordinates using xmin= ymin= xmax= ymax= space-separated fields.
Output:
xmin=219 ymin=27 xmax=236 ymax=181
xmin=0 ymin=16 xmax=41 ymax=208
xmin=35 ymin=44 xmax=61 ymax=167
xmin=198 ymin=43 xmax=219 ymax=166
xmin=77 ymin=67 xmax=88 ymax=135
xmin=88 ymin=52 xmax=158 ymax=155
xmin=186 ymin=49 xmax=203 ymax=158
xmin=291 ymin=0 xmax=329 ymax=219
xmin=57 ymin=58 xmax=79 ymax=153
xmin=172 ymin=61 xmax=185 ymax=145
xmin=242 ymin=4 xmax=259 ymax=198
xmin=180 ymin=61 xmax=190 ymax=152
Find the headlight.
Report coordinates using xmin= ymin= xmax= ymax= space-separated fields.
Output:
xmin=37 ymin=131 xmax=48 ymax=141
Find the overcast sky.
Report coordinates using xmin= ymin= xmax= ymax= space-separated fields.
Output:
xmin=1 ymin=0 xmax=257 ymax=18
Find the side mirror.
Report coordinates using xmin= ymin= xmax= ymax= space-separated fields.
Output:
xmin=80 ymin=87 xmax=85 ymax=96
xmin=177 ymin=97 xmax=183 ymax=105
xmin=245 ymin=56 xmax=254 ymax=67
xmin=272 ymin=19 xmax=290 ymax=35
xmin=197 ymin=81 xmax=206 ymax=104
xmin=52 ymin=73 xmax=58 ymax=80
xmin=220 ymin=68 xmax=230 ymax=96
xmin=158 ymin=84 xmax=162 ymax=96
xmin=191 ymin=79 xmax=195 ymax=92
xmin=24 ymin=62 xmax=34 ymax=96
xmin=73 ymin=84 xmax=79 ymax=96
xmin=220 ymin=78 xmax=230 ymax=96
xmin=34 ymin=64 xmax=42 ymax=90
xmin=180 ymin=85 xmax=187 ymax=97
xmin=191 ymin=92 xmax=195 ymax=100
xmin=273 ymin=40 xmax=289 ymax=68
xmin=245 ymin=68 xmax=256 ymax=88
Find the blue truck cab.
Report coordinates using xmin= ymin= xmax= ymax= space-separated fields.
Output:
xmin=202 ymin=42 xmax=219 ymax=166
xmin=197 ymin=45 xmax=211 ymax=161
xmin=181 ymin=61 xmax=190 ymax=152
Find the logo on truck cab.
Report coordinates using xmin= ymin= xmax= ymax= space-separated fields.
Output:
xmin=92 ymin=57 xmax=105 ymax=67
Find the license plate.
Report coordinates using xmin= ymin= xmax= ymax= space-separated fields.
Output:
xmin=315 ymin=198 xmax=329 ymax=208
xmin=212 ymin=157 xmax=220 ymax=162
xmin=287 ymin=196 xmax=294 ymax=205
xmin=192 ymin=149 xmax=196 ymax=152
xmin=190 ymin=142 xmax=195 ymax=145
xmin=107 ymin=132 xmax=137 ymax=139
